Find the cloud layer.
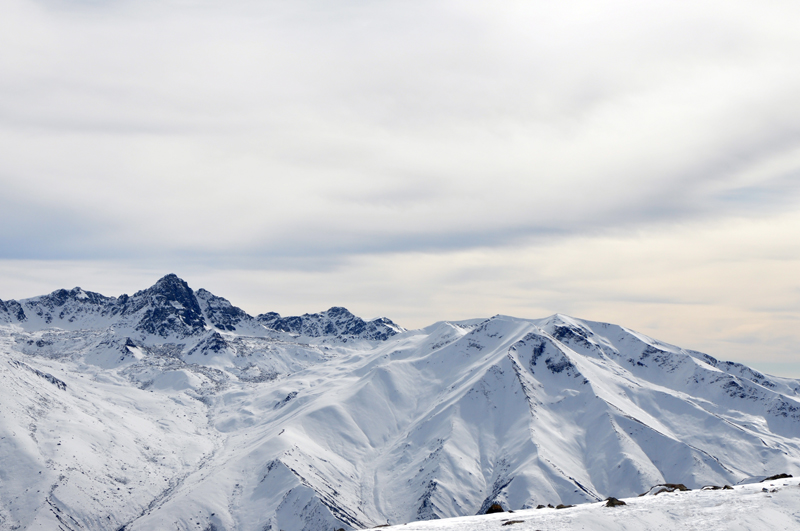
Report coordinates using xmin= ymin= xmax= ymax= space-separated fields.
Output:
xmin=3 ymin=0 xmax=800 ymax=259
xmin=1 ymin=0 xmax=799 ymax=374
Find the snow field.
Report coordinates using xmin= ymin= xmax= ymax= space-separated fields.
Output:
xmin=382 ymin=481 xmax=800 ymax=531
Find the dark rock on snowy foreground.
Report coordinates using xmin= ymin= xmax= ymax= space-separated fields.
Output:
xmin=1 ymin=274 xmax=800 ymax=531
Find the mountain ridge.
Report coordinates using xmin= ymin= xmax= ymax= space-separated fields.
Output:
xmin=1 ymin=274 xmax=799 ymax=531
xmin=0 ymin=273 xmax=404 ymax=342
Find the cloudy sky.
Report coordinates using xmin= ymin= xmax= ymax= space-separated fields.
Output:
xmin=2 ymin=0 xmax=799 ymax=375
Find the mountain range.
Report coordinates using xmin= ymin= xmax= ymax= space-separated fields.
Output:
xmin=1 ymin=274 xmax=799 ymax=531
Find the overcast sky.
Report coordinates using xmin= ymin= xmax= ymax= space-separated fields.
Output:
xmin=1 ymin=0 xmax=799 ymax=375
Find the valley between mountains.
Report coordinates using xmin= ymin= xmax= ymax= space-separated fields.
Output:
xmin=1 ymin=274 xmax=799 ymax=531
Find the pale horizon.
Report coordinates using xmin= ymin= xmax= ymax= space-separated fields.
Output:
xmin=2 ymin=1 xmax=799 ymax=376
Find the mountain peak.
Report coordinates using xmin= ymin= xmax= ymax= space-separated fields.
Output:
xmin=257 ymin=306 xmax=404 ymax=341
xmin=137 ymin=274 xmax=198 ymax=308
xmin=1 ymin=275 xmax=408 ymax=342
xmin=131 ymin=274 xmax=205 ymax=338
xmin=326 ymin=306 xmax=353 ymax=316
xmin=148 ymin=273 xmax=191 ymax=292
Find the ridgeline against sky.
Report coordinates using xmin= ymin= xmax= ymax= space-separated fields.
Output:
xmin=1 ymin=0 xmax=799 ymax=375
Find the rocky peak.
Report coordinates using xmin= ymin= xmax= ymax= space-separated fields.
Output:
xmin=187 ymin=330 xmax=231 ymax=356
xmin=131 ymin=274 xmax=206 ymax=338
xmin=32 ymin=286 xmax=111 ymax=309
xmin=11 ymin=286 xmax=114 ymax=326
xmin=1 ymin=274 xmax=406 ymax=342
xmin=195 ymin=289 xmax=253 ymax=332
xmin=256 ymin=312 xmax=281 ymax=327
xmin=136 ymin=274 xmax=201 ymax=312
xmin=257 ymin=306 xmax=403 ymax=341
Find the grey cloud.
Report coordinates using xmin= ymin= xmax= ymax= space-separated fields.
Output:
xmin=1 ymin=0 xmax=800 ymax=266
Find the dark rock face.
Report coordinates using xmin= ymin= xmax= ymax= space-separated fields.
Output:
xmin=485 ymin=503 xmax=504 ymax=514
xmin=131 ymin=274 xmax=207 ymax=338
xmin=256 ymin=306 xmax=402 ymax=341
xmin=764 ymin=473 xmax=793 ymax=481
xmin=551 ymin=323 xmax=591 ymax=346
xmin=256 ymin=312 xmax=281 ymax=327
xmin=187 ymin=331 xmax=230 ymax=356
xmin=605 ymin=497 xmax=626 ymax=507
xmin=0 ymin=298 xmax=25 ymax=322
xmin=640 ymin=483 xmax=690 ymax=496
xmin=264 ymin=315 xmax=303 ymax=334
xmin=512 ymin=332 xmax=579 ymax=378
xmin=3 ymin=274 xmax=209 ymax=338
xmin=274 ymin=391 xmax=298 ymax=409
xmin=9 ymin=360 xmax=67 ymax=391
xmin=3 ymin=274 xmax=403 ymax=344
xmin=696 ymin=351 xmax=777 ymax=389
xmin=35 ymin=287 xmax=111 ymax=308
xmin=195 ymin=289 xmax=253 ymax=332
xmin=22 ymin=287 xmax=112 ymax=324
xmin=415 ymin=479 xmax=441 ymax=521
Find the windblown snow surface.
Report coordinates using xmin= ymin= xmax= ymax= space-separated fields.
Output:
xmin=1 ymin=274 xmax=799 ymax=531
xmin=382 ymin=480 xmax=800 ymax=531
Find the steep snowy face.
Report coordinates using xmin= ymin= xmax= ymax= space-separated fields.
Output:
xmin=1 ymin=278 xmax=800 ymax=531
xmin=121 ymin=315 xmax=800 ymax=531
xmin=257 ymin=306 xmax=404 ymax=341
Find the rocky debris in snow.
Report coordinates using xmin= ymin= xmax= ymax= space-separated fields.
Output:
xmin=763 ymin=473 xmax=793 ymax=482
xmin=640 ymin=484 xmax=691 ymax=496
xmin=8 ymin=359 xmax=67 ymax=390
xmin=605 ymin=497 xmax=626 ymax=507
xmin=701 ymin=485 xmax=734 ymax=490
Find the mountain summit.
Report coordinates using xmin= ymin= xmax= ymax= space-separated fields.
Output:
xmin=1 ymin=277 xmax=798 ymax=531
xmin=0 ymin=273 xmax=403 ymax=341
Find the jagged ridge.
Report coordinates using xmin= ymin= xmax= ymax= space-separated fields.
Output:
xmin=0 ymin=273 xmax=403 ymax=342
xmin=1 ymin=277 xmax=799 ymax=531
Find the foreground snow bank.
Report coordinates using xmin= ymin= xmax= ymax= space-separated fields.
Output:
xmin=384 ymin=480 xmax=800 ymax=530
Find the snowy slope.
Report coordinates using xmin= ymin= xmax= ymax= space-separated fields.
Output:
xmin=379 ymin=479 xmax=800 ymax=531
xmin=1 ymin=275 xmax=799 ymax=531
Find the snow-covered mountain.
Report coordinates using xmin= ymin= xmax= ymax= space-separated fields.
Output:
xmin=1 ymin=274 xmax=799 ymax=531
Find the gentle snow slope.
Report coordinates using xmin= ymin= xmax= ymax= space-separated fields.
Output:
xmin=380 ymin=480 xmax=800 ymax=531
